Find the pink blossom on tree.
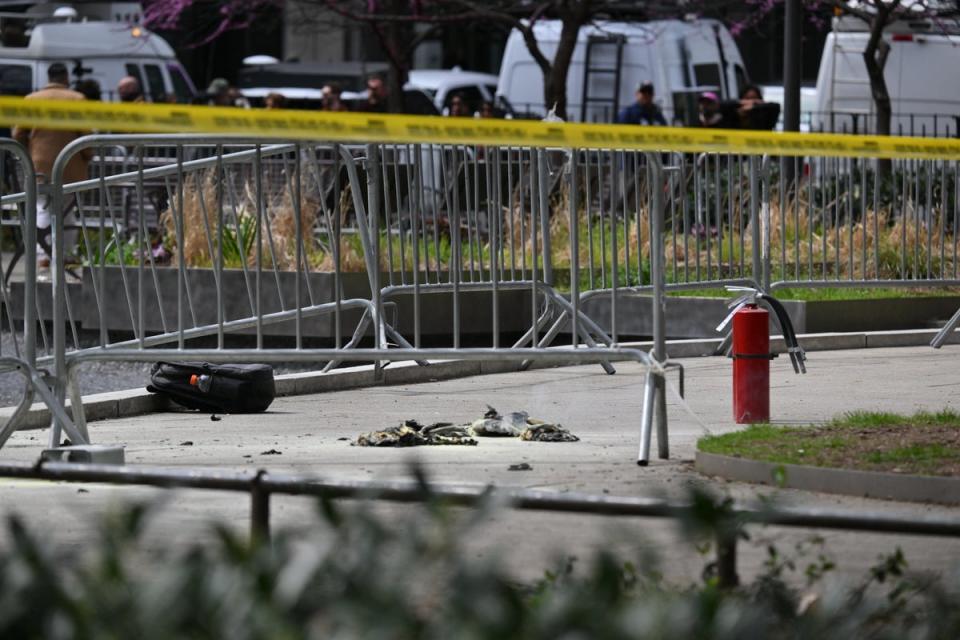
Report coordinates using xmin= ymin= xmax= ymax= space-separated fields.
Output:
xmin=144 ymin=0 xmax=282 ymax=44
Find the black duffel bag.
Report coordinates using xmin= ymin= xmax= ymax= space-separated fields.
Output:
xmin=147 ymin=362 xmax=276 ymax=413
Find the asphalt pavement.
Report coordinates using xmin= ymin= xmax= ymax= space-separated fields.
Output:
xmin=1 ymin=344 xmax=959 ymax=585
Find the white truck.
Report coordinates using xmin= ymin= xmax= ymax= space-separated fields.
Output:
xmin=812 ymin=14 xmax=960 ymax=136
xmin=496 ymin=18 xmax=749 ymax=124
xmin=0 ymin=3 xmax=195 ymax=102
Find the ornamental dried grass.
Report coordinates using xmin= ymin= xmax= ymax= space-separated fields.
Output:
xmin=162 ymin=170 xmax=329 ymax=271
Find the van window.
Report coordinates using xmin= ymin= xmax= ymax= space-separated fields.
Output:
xmin=734 ymin=65 xmax=748 ymax=98
xmin=144 ymin=64 xmax=166 ymax=102
xmin=0 ymin=64 xmax=31 ymax=96
xmin=124 ymin=63 xmax=143 ymax=100
xmin=693 ymin=64 xmax=721 ymax=92
xmin=168 ymin=65 xmax=193 ymax=103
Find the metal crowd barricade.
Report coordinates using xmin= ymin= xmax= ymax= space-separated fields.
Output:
xmin=573 ymin=145 xmax=960 ymax=351
xmin=39 ymin=134 xmax=669 ymax=464
xmin=0 ymin=140 xmax=80 ymax=449
xmin=20 ymin=124 xmax=960 ymax=465
xmin=332 ymin=142 xmax=619 ymax=375
xmin=575 ymin=150 xmax=762 ymax=347
xmin=765 ymin=156 xmax=960 ymax=291
xmin=761 ymin=154 xmax=960 ymax=349
xmin=42 ymin=135 xmax=399 ymax=446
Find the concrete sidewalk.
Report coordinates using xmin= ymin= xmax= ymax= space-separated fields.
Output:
xmin=1 ymin=345 xmax=959 ymax=583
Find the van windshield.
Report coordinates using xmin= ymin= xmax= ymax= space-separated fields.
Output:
xmin=0 ymin=64 xmax=31 ymax=95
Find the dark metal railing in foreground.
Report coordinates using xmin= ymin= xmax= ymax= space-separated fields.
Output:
xmin=4 ymin=461 xmax=960 ymax=588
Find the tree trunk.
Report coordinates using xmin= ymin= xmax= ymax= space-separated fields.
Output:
xmin=542 ymin=14 xmax=583 ymax=121
xmin=387 ymin=0 xmax=409 ymax=113
xmin=386 ymin=60 xmax=406 ymax=113
xmin=365 ymin=0 xmax=410 ymax=113
xmin=862 ymin=11 xmax=893 ymax=177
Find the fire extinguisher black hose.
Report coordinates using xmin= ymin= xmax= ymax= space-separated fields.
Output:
xmin=758 ymin=293 xmax=807 ymax=374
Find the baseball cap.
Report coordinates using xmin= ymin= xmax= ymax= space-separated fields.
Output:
xmin=207 ymin=78 xmax=230 ymax=95
xmin=699 ymin=91 xmax=719 ymax=103
xmin=636 ymin=82 xmax=654 ymax=94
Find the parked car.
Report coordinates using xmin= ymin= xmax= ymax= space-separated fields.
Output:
xmin=405 ymin=68 xmax=500 ymax=115
xmin=238 ymin=60 xmax=390 ymax=96
xmin=0 ymin=8 xmax=195 ymax=102
xmin=339 ymin=87 xmax=439 ymax=115
xmin=496 ymin=18 xmax=750 ymax=124
xmin=759 ymin=85 xmax=819 ymax=132
xmin=238 ymin=59 xmax=439 ymax=115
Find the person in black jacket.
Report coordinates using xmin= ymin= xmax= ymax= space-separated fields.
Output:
xmin=698 ymin=91 xmax=740 ymax=128
xmin=617 ymin=83 xmax=667 ymax=126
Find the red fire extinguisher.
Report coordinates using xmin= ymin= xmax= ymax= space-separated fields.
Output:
xmin=732 ymin=304 xmax=770 ymax=423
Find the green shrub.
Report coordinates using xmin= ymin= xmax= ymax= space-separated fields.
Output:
xmin=1 ymin=483 xmax=959 ymax=638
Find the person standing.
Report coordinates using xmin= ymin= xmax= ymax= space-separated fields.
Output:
xmin=446 ymin=93 xmax=470 ymax=117
xmin=478 ymin=101 xmax=496 ymax=118
xmin=76 ymin=78 xmax=102 ymax=102
xmin=12 ymin=63 xmax=91 ymax=270
xmin=321 ymin=83 xmax=348 ymax=112
xmin=698 ymin=91 xmax=741 ymax=129
xmin=320 ymin=82 xmax=348 ymax=111
xmin=206 ymin=78 xmax=233 ymax=106
xmin=363 ymin=75 xmax=389 ymax=113
xmin=617 ymin=83 xmax=667 ymax=126
xmin=265 ymin=92 xmax=286 ymax=109
xmin=117 ymin=76 xmax=144 ymax=103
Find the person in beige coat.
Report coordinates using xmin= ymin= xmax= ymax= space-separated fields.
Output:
xmin=12 ymin=62 xmax=92 ymax=268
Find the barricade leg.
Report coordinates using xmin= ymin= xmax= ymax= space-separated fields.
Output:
xmin=655 ymin=374 xmax=668 ymax=460
xmin=49 ymin=179 xmax=71 ymax=446
xmin=931 ymin=306 xmax=960 ymax=348
xmin=0 ymin=358 xmax=87 ymax=449
xmin=637 ymin=369 xmax=657 ymax=465
xmin=65 ymin=363 xmax=90 ymax=443
xmin=322 ymin=309 xmax=373 ymax=372
xmin=510 ymin=297 xmax=555 ymax=350
xmin=0 ymin=381 xmax=33 ymax=449
xmin=647 ymin=153 xmax=669 ymax=461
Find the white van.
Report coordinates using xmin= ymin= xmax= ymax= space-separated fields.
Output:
xmin=496 ymin=19 xmax=749 ymax=124
xmin=813 ymin=14 xmax=960 ymax=136
xmin=0 ymin=10 xmax=195 ymax=102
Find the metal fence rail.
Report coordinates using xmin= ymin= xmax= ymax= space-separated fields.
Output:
xmin=54 ymin=347 xmax=666 ymax=464
xmin=5 ymin=460 xmax=960 ymax=588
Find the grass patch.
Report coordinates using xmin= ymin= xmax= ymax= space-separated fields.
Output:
xmin=699 ymin=410 xmax=960 ymax=476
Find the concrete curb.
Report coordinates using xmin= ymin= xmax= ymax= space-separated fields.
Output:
xmin=696 ymin=451 xmax=960 ymax=506
xmin=2 ymin=328 xmax=958 ymax=431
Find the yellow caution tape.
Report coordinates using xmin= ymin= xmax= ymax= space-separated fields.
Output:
xmin=1 ymin=96 xmax=959 ymax=160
